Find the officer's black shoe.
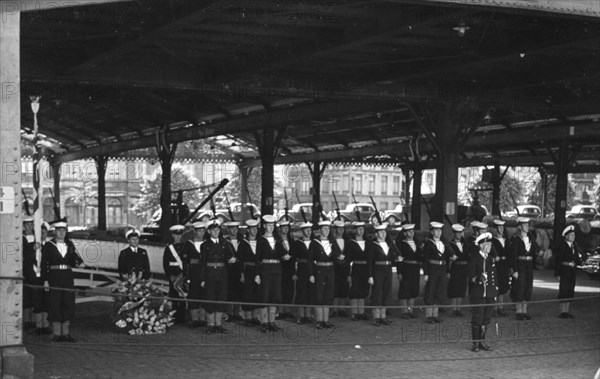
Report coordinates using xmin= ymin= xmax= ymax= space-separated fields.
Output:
xmin=425 ymin=317 xmax=435 ymax=324
xmin=324 ymin=321 xmax=334 ymax=328
xmin=516 ymin=313 xmax=524 ymax=320
xmin=62 ymin=335 xmax=77 ymax=343
xmin=316 ymin=322 xmax=324 ymax=329
xmin=523 ymin=313 xmax=532 ymax=320
xmin=261 ymin=323 xmax=270 ymax=333
xmin=268 ymin=323 xmax=281 ymax=331
xmin=251 ymin=318 xmax=262 ymax=326
xmin=471 ymin=326 xmax=481 ymax=352
xmin=559 ymin=312 xmax=568 ymax=319
xmin=380 ymin=318 xmax=393 ymax=325
xmin=296 ymin=317 xmax=305 ymax=325
xmin=216 ymin=326 xmax=228 ymax=334
xmin=408 ymin=313 xmax=416 ymax=319
xmin=50 ymin=335 xmax=64 ymax=342
xmin=433 ymin=317 xmax=442 ymax=323
xmin=566 ymin=313 xmax=575 ymax=319
xmin=359 ymin=313 xmax=369 ymax=320
xmin=351 ymin=314 xmax=359 ymax=321
xmin=372 ymin=319 xmax=381 ymax=326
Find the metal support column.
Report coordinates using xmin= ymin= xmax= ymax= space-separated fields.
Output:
xmin=0 ymin=8 xmax=35 ymax=378
xmin=156 ymin=127 xmax=177 ymax=241
xmin=553 ymin=140 xmax=569 ymax=246
xmin=94 ymin=156 xmax=108 ymax=230
xmin=51 ymin=163 xmax=61 ymax=219
xmin=307 ymin=161 xmax=327 ymax=225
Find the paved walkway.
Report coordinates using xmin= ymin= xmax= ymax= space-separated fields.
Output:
xmin=25 ymin=269 xmax=600 ymax=378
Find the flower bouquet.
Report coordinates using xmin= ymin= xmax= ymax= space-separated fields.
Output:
xmin=113 ymin=276 xmax=175 ymax=335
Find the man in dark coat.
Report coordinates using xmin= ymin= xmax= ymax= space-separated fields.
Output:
xmin=554 ymin=225 xmax=586 ymax=319
xmin=468 ymin=232 xmax=497 ymax=352
xmin=118 ymin=229 xmax=150 ymax=280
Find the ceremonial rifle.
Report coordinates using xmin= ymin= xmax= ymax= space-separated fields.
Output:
xmin=284 ymin=190 xmax=290 ymax=221
xmin=351 ymin=192 xmax=362 ymax=222
xmin=332 ymin=191 xmax=342 ymax=221
xmin=295 ymin=191 xmax=308 ymax=223
xmin=184 ymin=179 xmax=229 ymax=224
xmin=370 ymin=196 xmax=383 ymax=225
xmin=224 ymin=193 xmax=236 ymax=221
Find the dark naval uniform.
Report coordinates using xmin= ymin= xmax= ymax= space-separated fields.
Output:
xmin=554 ymin=240 xmax=585 ymax=300
xmin=200 ymin=237 xmax=234 ymax=314
xmin=491 ymin=236 xmax=510 ymax=296
xmin=256 ymin=236 xmax=283 ymax=304
xmin=278 ymin=236 xmax=295 ymax=305
xmin=291 ymin=239 xmax=312 ymax=306
xmin=333 ymin=237 xmax=351 ymax=299
xmin=41 ymin=239 xmax=83 ymax=322
xmin=347 ymin=239 xmax=369 ymax=299
xmin=367 ymin=240 xmax=398 ymax=307
xmin=226 ymin=236 xmax=243 ymax=305
xmin=423 ymin=239 xmax=448 ymax=305
xmin=183 ymin=240 xmax=204 ymax=311
xmin=468 ymin=247 xmax=498 ymax=351
xmin=238 ymin=239 xmax=260 ymax=311
xmin=162 ymin=241 xmax=187 ymax=322
xmin=396 ymin=239 xmax=423 ymax=300
xmin=308 ymin=239 xmax=340 ymax=305
xmin=23 ymin=235 xmax=41 ymax=310
xmin=118 ymin=246 xmax=150 ymax=280
xmin=509 ymin=234 xmax=539 ymax=302
xmin=447 ymin=240 xmax=469 ymax=299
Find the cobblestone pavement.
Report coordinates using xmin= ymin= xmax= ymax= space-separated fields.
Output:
xmin=25 ymin=269 xmax=600 ymax=379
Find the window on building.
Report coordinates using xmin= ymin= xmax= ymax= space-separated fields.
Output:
xmin=321 ymin=180 xmax=330 ymax=194
xmin=65 ymin=198 xmax=80 ymax=226
xmin=380 ymin=202 xmax=388 ymax=210
xmin=341 ymin=175 xmax=349 ymax=194
xmin=355 ymin=175 xmax=363 ymax=195
xmin=381 ymin=175 xmax=388 ymax=195
xmin=368 ymin=175 xmax=375 ymax=195
xmin=107 ymin=198 xmax=123 ymax=225
xmin=393 ymin=176 xmax=400 ymax=195
xmin=301 ymin=179 xmax=310 ymax=195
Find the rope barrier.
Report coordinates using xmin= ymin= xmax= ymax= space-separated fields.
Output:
xmin=25 ymin=332 xmax=600 ymax=348
xmin=21 ymin=282 xmax=600 ymax=309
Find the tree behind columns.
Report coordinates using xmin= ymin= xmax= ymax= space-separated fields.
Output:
xmin=156 ymin=126 xmax=178 ymax=241
xmin=254 ymin=127 xmax=286 ymax=216
xmin=410 ymin=102 xmax=486 ymax=232
xmin=307 ymin=161 xmax=327 ymax=225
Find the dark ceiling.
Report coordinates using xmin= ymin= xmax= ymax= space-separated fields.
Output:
xmin=18 ymin=0 xmax=600 ymax=171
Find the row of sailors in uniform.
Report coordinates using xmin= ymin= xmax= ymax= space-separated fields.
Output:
xmin=22 ymin=215 xmax=584 ymax=348
xmin=118 ymin=214 xmax=577 ymax=335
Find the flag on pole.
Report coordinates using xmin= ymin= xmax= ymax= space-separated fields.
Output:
xmin=30 ymin=96 xmax=43 ymax=277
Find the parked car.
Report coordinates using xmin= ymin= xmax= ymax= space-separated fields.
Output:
xmin=566 ymin=205 xmax=600 ymax=220
xmin=329 ymin=203 xmax=381 ymax=224
xmin=382 ymin=204 xmax=406 ymax=224
xmin=505 ymin=205 xmax=542 ymax=218
xmin=197 ymin=202 xmax=260 ymax=223
xmin=277 ymin=203 xmax=328 ymax=223
xmin=581 ymin=249 xmax=600 ymax=280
